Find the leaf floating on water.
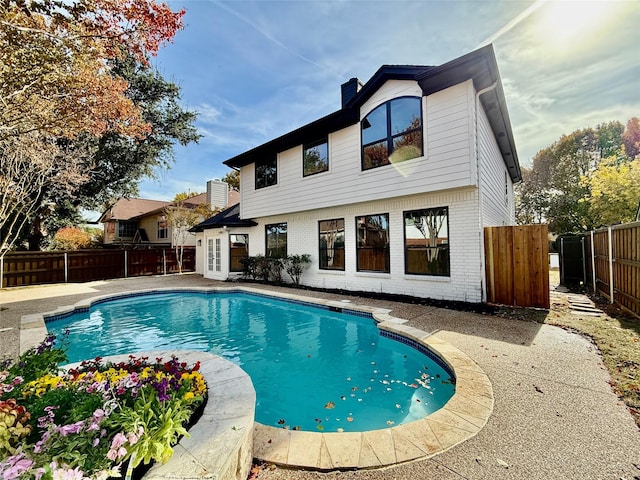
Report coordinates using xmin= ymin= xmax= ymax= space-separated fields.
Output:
xmin=317 ymin=425 xmax=324 ymax=431
xmin=324 ymin=401 xmax=335 ymax=409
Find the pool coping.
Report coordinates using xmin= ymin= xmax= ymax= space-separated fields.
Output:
xmin=21 ymin=286 xmax=494 ymax=471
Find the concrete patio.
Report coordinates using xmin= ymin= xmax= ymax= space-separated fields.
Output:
xmin=1 ymin=273 xmax=639 ymax=479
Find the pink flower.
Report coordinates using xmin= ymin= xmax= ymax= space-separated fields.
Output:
xmin=0 ymin=457 xmax=32 ymax=479
xmin=110 ymin=432 xmax=127 ymax=449
xmin=57 ymin=421 xmax=85 ymax=436
xmin=0 ymin=454 xmax=34 ymax=480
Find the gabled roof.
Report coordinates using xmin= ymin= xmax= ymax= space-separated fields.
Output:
xmin=190 ymin=203 xmax=257 ymax=232
xmin=224 ymin=44 xmax=521 ymax=182
xmin=98 ymin=198 xmax=170 ymax=222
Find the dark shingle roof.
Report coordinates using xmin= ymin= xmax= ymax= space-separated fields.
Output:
xmin=189 ymin=203 xmax=257 ymax=232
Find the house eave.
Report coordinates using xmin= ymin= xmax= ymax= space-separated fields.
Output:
xmin=417 ymin=45 xmax=521 ymax=182
xmin=223 ymin=44 xmax=520 ymax=182
xmin=224 ymin=109 xmax=359 ymax=169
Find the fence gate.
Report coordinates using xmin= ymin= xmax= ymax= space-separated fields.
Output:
xmin=484 ymin=224 xmax=550 ymax=309
xmin=558 ymin=235 xmax=586 ymax=286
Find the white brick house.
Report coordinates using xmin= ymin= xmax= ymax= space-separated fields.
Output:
xmin=192 ymin=45 xmax=521 ymax=303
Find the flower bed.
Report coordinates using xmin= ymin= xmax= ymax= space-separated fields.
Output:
xmin=0 ymin=333 xmax=207 ymax=479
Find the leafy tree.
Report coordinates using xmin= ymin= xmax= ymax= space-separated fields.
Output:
xmin=515 ymin=120 xmax=630 ymax=233
xmin=0 ymin=133 xmax=91 ymax=253
xmin=72 ymin=57 xmax=201 ymax=212
xmin=0 ymin=0 xmax=184 ymax=140
xmin=165 ymin=193 xmax=215 ymax=273
xmin=0 ymin=2 xmax=194 ymax=253
xmin=622 ymin=117 xmax=640 ymax=159
xmin=221 ymin=170 xmax=240 ymax=191
xmin=581 ymin=158 xmax=640 ymax=226
xmin=51 ymin=227 xmax=92 ymax=250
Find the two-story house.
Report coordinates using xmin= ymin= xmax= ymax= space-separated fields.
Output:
xmin=192 ymin=45 xmax=521 ymax=303
xmin=101 ymin=180 xmax=237 ymax=247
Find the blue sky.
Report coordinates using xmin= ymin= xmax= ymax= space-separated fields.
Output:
xmin=139 ymin=0 xmax=640 ymax=200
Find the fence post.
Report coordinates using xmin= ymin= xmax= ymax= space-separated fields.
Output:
xmin=608 ymin=226 xmax=614 ymax=303
xmin=64 ymin=252 xmax=68 ymax=283
xmin=124 ymin=250 xmax=128 ymax=278
xmin=163 ymin=249 xmax=166 ymax=275
xmin=590 ymin=230 xmax=596 ymax=293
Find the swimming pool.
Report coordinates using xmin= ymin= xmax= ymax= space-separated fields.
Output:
xmin=47 ymin=290 xmax=455 ymax=432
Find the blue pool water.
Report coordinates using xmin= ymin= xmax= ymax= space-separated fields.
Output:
xmin=47 ymin=291 xmax=455 ymax=432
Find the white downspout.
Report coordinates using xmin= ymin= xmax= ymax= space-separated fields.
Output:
xmin=475 ymin=81 xmax=498 ymax=303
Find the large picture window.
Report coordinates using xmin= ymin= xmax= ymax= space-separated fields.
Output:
xmin=266 ymin=223 xmax=287 ymax=258
xmin=319 ymin=219 xmax=345 ymax=270
xmin=117 ymin=221 xmax=137 ymax=238
xmin=361 ymin=96 xmax=423 ymax=170
xmin=404 ymin=207 xmax=450 ymax=276
xmin=303 ymin=139 xmax=329 ymax=176
xmin=230 ymin=234 xmax=248 ymax=272
xmin=356 ymin=214 xmax=390 ymax=272
xmin=255 ymin=156 xmax=277 ymax=189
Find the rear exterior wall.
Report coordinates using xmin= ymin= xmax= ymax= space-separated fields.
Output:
xmin=244 ymin=188 xmax=483 ymax=303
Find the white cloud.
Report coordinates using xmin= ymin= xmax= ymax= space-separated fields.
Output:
xmin=195 ymin=103 xmax=222 ymax=124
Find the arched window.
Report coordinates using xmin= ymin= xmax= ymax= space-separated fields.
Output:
xmin=361 ymin=96 xmax=423 ymax=170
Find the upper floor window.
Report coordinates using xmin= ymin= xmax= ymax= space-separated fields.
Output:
xmin=356 ymin=213 xmax=390 ymax=272
xmin=361 ymin=96 xmax=423 ymax=170
xmin=157 ymin=216 xmax=168 ymax=239
xmin=319 ymin=219 xmax=345 ymax=270
xmin=404 ymin=207 xmax=449 ymax=276
xmin=266 ymin=222 xmax=287 ymax=258
xmin=255 ymin=156 xmax=277 ymax=189
xmin=303 ymin=138 xmax=329 ymax=177
xmin=117 ymin=220 xmax=137 ymax=238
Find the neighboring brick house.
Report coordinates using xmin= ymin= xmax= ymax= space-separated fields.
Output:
xmin=192 ymin=45 xmax=521 ymax=303
xmin=101 ymin=181 xmax=238 ymax=247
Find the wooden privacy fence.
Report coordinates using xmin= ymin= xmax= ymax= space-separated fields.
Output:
xmin=1 ymin=247 xmax=195 ymax=288
xmin=484 ymin=224 xmax=550 ymax=309
xmin=583 ymin=222 xmax=639 ymax=318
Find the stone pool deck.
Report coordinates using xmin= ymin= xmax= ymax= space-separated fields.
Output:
xmin=1 ymin=273 xmax=639 ymax=479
